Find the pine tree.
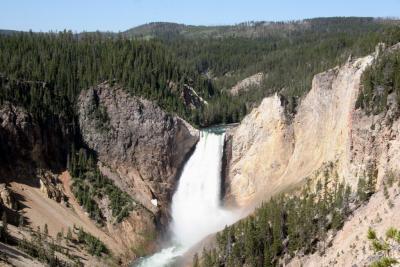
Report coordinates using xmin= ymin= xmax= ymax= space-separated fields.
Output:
xmin=0 ymin=212 xmax=8 ymax=242
xmin=44 ymin=223 xmax=49 ymax=237
xmin=18 ymin=215 xmax=24 ymax=228
xmin=67 ymin=227 xmax=73 ymax=242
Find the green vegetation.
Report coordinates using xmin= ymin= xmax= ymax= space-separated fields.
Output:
xmin=1 ymin=17 xmax=400 ymax=233
xmin=367 ymin=227 xmax=400 ymax=267
xmin=17 ymin=226 xmax=78 ymax=267
xmin=357 ymin=48 xmax=400 ymax=115
xmin=17 ymin=237 xmax=72 ymax=266
xmin=16 ymin=223 xmax=108 ymax=266
xmin=356 ymin=165 xmax=378 ymax=203
xmin=196 ymin=162 xmax=380 ymax=267
xmin=15 ymin=223 xmax=108 ymax=266
xmin=166 ymin=18 xmax=400 ymax=124
xmin=0 ymin=75 xmax=76 ymax=133
xmin=2 ymin=214 xmax=76 ymax=266
xmin=1 ymin=18 xmax=400 ymax=127
xmin=124 ymin=18 xmax=400 ymax=41
xmin=0 ymin=31 xmax=214 ymax=127
xmin=68 ymin=147 xmax=135 ymax=224
xmin=76 ymin=226 xmax=109 ymax=256
xmin=87 ymin=95 xmax=111 ymax=132
xmin=197 ymin=173 xmax=354 ymax=267
xmin=0 ymin=212 xmax=9 ymax=243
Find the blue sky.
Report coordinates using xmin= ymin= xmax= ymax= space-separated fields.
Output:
xmin=1 ymin=0 xmax=399 ymax=32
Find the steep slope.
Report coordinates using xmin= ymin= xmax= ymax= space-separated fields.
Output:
xmin=78 ymin=82 xmax=199 ymax=225
xmin=0 ymin=106 xmax=150 ymax=265
xmin=288 ymin=184 xmax=400 ymax=266
xmin=0 ymin=102 xmax=71 ymax=174
xmin=0 ymin=80 xmax=199 ymax=265
xmin=225 ymin=44 xmax=400 ymax=209
xmin=188 ymin=43 xmax=400 ymax=267
xmin=218 ymin=42 xmax=400 ymax=266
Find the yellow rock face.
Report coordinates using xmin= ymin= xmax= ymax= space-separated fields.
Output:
xmin=226 ymin=54 xmax=377 ymax=208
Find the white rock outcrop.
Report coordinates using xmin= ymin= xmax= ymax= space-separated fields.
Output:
xmin=230 ymin=72 xmax=264 ymax=95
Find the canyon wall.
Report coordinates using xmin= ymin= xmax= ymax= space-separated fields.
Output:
xmin=0 ymin=81 xmax=199 ymax=264
xmin=78 ymin=82 xmax=199 ymax=223
xmin=0 ymin=103 xmax=70 ymax=176
xmin=225 ymin=44 xmax=400 ymax=209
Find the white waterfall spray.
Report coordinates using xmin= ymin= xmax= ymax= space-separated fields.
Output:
xmin=135 ymin=129 xmax=238 ymax=267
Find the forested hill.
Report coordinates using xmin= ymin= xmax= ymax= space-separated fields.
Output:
xmin=0 ymin=32 xmax=217 ymax=127
xmin=1 ymin=17 xmax=400 ymax=128
xmin=163 ymin=17 xmax=400 ymax=109
xmin=123 ymin=17 xmax=399 ymax=40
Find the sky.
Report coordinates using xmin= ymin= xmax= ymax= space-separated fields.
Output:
xmin=1 ymin=0 xmax=399 ymax=32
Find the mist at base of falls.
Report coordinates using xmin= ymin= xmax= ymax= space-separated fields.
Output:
xmin=134 ymin=130 xmax=239 ymax=267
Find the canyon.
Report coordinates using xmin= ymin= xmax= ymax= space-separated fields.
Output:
xmin=0 ymin=30 xmax=400 ymax=266
xmin=0 ymin=82 xmax=199 ymax=265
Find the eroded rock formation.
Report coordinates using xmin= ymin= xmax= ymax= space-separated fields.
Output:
xmin=225 ymin=45 xmax=400 ymax=209
xmin=0 ymin=183 xmax=15 ymax=210
xmin=78 ymin=82 xmax=199 ymax=223
xmin=38 ymin=169 xmax=67 ymax=204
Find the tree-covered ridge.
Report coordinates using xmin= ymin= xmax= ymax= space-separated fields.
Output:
xmin=357 ymin=47 xmax=400 ymax=115
xmin=124 ymin=17 xmax=399 ymax=40
xmin=0 ymin=75 xmax=75 ymax=125
xmin=68 ymin=147 xmax=139 ymax=224
xmin=1 ymin=18 xmax=400 ymax=127
xmin=0 ymin=31 xmax=215 ymax=126
xmin=195 ymin=163 xmax=379 ymax=267
xmin=168 ymin=19 xmax=400 ymax=100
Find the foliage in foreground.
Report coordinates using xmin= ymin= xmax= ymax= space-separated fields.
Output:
xmin=68 ymin=147 xmax=135 ymax=224
xmin=76 ymin=226 xmax=109 ymax=257
xmin=368 ymin=227 xmax=400 ymax=267
xmin=196 ymin=164 xmax=379 ymax=267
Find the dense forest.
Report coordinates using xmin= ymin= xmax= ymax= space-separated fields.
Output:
xmin=1 ymin=18 xmax=400 ymax=128
xmin=125 ymin=18 xmax=400 ymax=124
xmin=0 ymin=32 xmax=216 ymax=127
xmin=166 ymin=18 xmax=400 ymax=119
xmin=195 ymin=163 xmax=382 ymax=267
xmin=357 ymin=47 xmax=400 ymax=115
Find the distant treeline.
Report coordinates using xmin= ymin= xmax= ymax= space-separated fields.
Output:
xmin=166 ymin=18 xmax=400 ymax=116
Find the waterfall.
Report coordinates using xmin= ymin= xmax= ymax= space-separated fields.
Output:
xmin=135 ymin=129 xmax=238 ymax=267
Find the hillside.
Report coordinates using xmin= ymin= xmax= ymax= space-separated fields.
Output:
xmin=1 ymin=18 xmax=400 ymax=127
xmin=124 ymin=18 xmax=400 ymax=40
xmin=196 ymin=43 xmax=400 ymax=267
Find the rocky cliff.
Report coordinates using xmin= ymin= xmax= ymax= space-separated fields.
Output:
xmin=78 ymin=82 xmax=199 ymax=224
xmin=229 ymin=72 xmax=264 ymax=96
xmin=0 ymin=103 xmax=70 ymax=175
xmin=0 ymin=80 xmax=199 ymax=264
xmin=225 ymin=45 xmax=400 ymax=208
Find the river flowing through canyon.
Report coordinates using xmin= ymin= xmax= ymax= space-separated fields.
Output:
xmin=135 ymin=129 xmax=239 ymax=267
